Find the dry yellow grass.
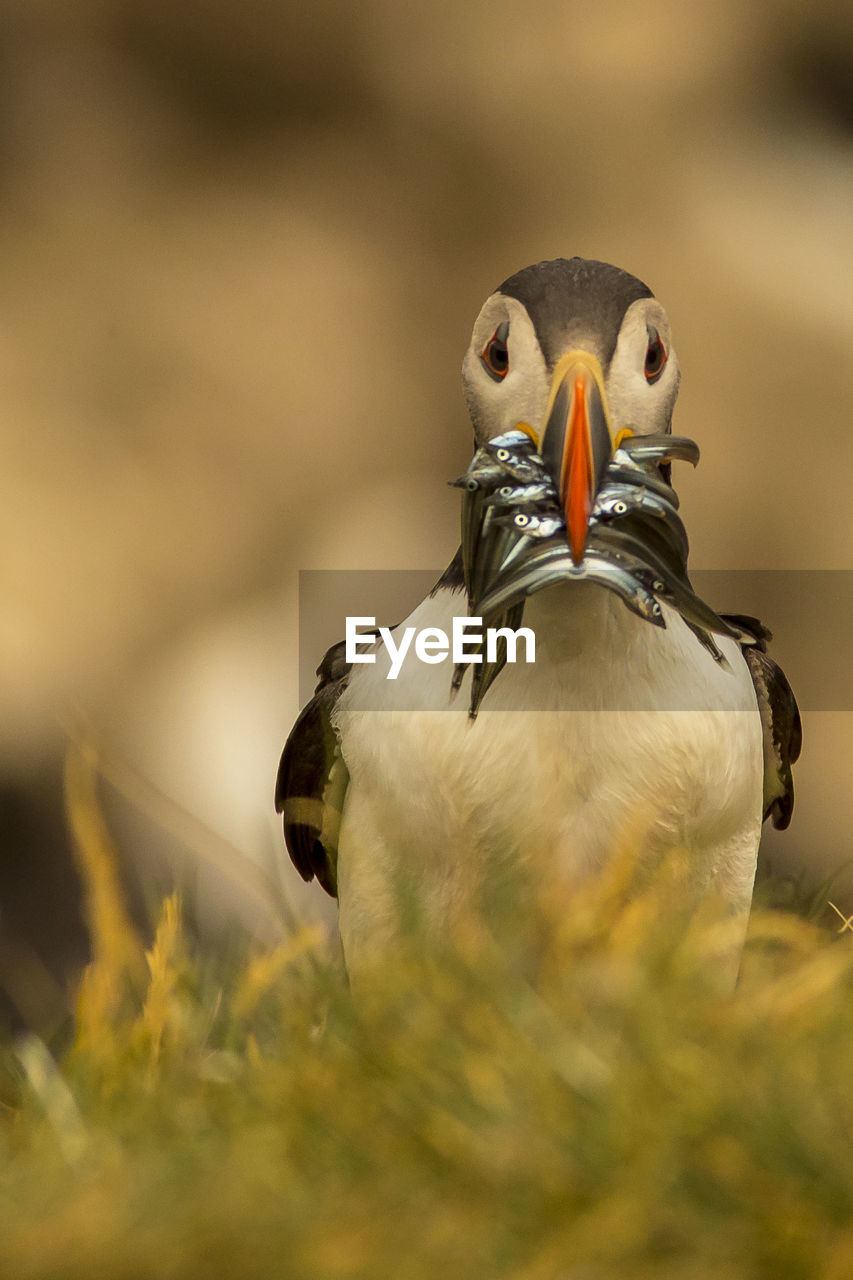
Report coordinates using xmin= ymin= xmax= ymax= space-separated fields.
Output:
xmin=1 ymin=761 xmax=851 ymax=1278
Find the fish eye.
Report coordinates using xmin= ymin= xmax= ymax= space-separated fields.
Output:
xmin=481 ymin=321 xmax=510 ymax=381
xmin=514 ymin=513 xmax=529 ymax=527
xmin=614 ymin=500 xmax=628 ymax=515
xmin=496 ymin=448 xmax=510 ymax=461
xmin=499 ymin=485 xmax=513 ymax=497
xmin=644 ymin=327 xmax=667 ymax=384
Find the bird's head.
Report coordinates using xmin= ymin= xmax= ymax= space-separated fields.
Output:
xmin=461 ymin=257 xmax=681 ymax=563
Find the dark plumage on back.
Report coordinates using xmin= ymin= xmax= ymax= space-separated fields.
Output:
xmin=722 ymin=613 xmax=802 ymax=829
xmin=275 ymin=647 xmax=351 ymax=898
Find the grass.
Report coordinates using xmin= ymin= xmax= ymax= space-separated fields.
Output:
xmin=1 ymin=750 xmax=852 ymax=1279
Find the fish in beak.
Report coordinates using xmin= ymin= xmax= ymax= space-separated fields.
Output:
xmin=538 ymin=351 xmax=614 ymax=564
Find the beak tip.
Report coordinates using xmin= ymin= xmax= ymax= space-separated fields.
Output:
xmin=568 ymin=508 xmax=589 ymax=565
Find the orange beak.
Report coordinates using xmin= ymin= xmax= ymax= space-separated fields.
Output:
xmin=540 ymin=351 xmax=614 ymax=564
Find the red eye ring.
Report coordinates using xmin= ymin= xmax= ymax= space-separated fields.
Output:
xmin=644 ymin=328 xmax=667 ymax=384
xmin=481 ymin=322 xmax=510 ymax=381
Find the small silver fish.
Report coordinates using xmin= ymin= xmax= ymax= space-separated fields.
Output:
xmin=485 ymin=481 xmax=555 ymax=507
xmin=496 ymin=511 xmax=564 ymax=539
xmin=482 ymin=433 xmax=543 ymax=483
xmin=617 ymin=434 xmax=700 ymax=468
xmin=594 ymin=486 xmax=671 ymax=522
xmin=607 ymin=457 xmax=680 ymax=501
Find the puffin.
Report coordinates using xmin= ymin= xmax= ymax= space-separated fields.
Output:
xmin=276 ymin=258 xmax=800 ymax=981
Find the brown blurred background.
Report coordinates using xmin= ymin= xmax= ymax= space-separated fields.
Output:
xmin=2 ymin=0 xmax=853 ymax=1023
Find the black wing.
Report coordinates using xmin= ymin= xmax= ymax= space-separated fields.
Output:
xmin=722 ymin=614 xmax=802 ymax=830
xmin=274 ymin=641 xmax=351 ymax=898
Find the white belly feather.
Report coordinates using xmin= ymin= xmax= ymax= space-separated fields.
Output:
xmin=333 ymin=583 xmax=764 ymax=969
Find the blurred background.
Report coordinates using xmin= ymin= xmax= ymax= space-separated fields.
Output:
xmin=2 ymin=0 xmax=852 ymax=1027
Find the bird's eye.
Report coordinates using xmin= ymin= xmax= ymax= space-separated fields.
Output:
xmin=481 ymin=321 xmax=510 ymax=381
xmin=644 ymin=328 xmax=667 ymax=384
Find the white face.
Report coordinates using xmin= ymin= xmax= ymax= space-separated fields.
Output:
xmin=461 ymin=292 xmax=681 ymax=445
xmin=461 ymin=294 xmax=550 ymax=445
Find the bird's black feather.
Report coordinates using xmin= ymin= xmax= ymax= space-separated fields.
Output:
xmin=430 ymin=546 xmax=465 ymax=596
xmin=275 ymin=653 xmax=351 ymax=898
xmin=721 ymin=615 xmax=802 ymax=830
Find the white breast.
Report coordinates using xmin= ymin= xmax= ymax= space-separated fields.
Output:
xmin=333 ymin=583 xmax=764 ymax=972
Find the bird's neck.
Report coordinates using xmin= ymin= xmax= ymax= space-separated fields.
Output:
xmin=522 ymin=581 xmax=640 ymax=663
